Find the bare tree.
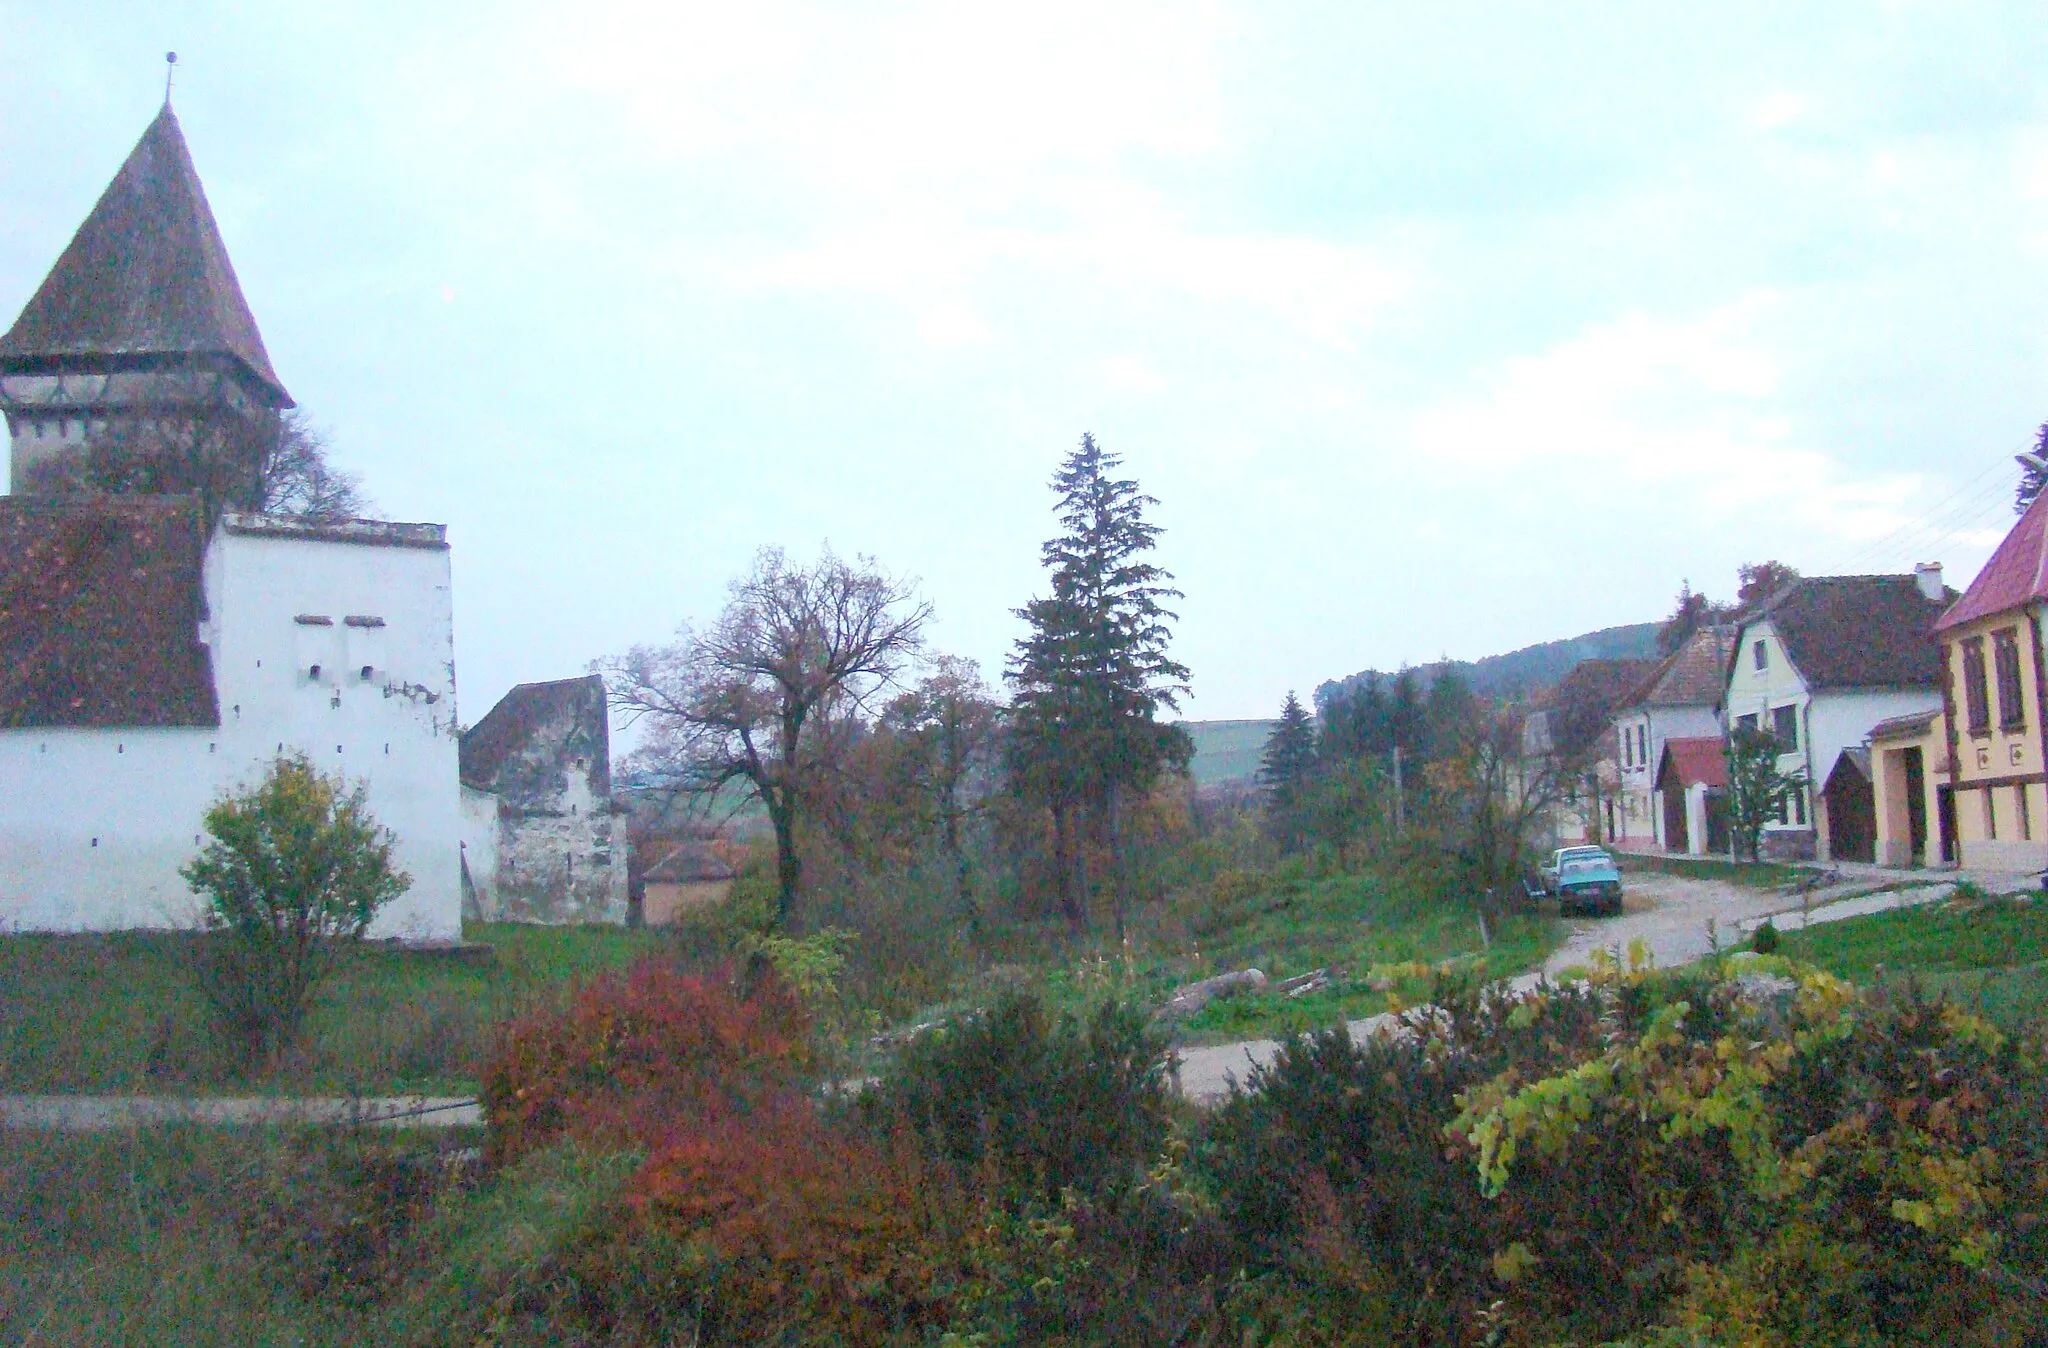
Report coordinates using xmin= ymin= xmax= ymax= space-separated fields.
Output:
xmin=256 ymin=410 xmax=373 ymax=520
xmin=601 ymin=547 xmax=931 ymax=925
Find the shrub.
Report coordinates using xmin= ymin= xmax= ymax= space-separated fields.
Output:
xmin=1752 ymin=917 xmax=1781 ymax=954
xmin=478 ymin=957 xmax=812 ymax=1166
xmin=861 ymin=991 xmax=1170 ymax=1209
xmin=180 ymin=753 xmax=410 ymax=1066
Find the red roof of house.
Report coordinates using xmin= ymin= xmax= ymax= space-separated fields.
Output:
xmin=1657 ymin=736 xmax=1726 ymax=789
xmin=1937 ymin=491 xmax=2048 ymax=631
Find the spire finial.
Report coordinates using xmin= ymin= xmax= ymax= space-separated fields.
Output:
xmin=164 ymin=51 xmax=177 ymax=107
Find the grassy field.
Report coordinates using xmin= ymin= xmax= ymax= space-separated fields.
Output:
xmin=0 ymin=922 xmax=668 ymax=1096
xmin=1618 ymin=851 xmax=1808 ymax=889
xmin=934 ymin=864 xmax=1563 ymax=1046
xmin=1772 ymin=894 xmax=2048 ymax=1032
xmin=1176 ymin=718 xmax=1277 ymax=786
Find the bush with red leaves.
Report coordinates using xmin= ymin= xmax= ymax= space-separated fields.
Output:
xmin=478 ymin=957 xmax=812 ymax=1166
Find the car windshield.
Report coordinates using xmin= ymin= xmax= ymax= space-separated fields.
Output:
xmin=1557 ymin=848 xmax=1605 ymax=863
xmin=1560 ymin=860 xmax=1610 ymax=878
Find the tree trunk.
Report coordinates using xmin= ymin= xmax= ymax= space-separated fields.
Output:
xmin=769 ymin=794 xmax=801 ymax=927
xmin=1107 ymin=779 xmax=1127 ymax=945
xmin=1051 ymin=799 xmax=1078 ymax=931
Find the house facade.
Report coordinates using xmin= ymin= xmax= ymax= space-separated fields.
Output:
xmin=1520 ymin=657 xmax=1660 ymax=847
xmin=1611 ymin=626 xmax=1730 ymax=850
xmin=1722 ymin=570 xmax=1950 ymax=862
xmin=1928 ymin=493 xmax=2048 ymax=873
xmin=0 ymin=105 xmax=463 ymax=938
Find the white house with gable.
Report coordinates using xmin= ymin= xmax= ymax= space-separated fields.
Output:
xmin=1721 ymin=571 xmax=1951 ymax=862
xmin=0 ymin=103 xmax=463 ymax=938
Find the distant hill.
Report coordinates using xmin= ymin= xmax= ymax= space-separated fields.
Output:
xmin=1313 ymin=621 xmax=1663 ymax=710
xmin=1176 ymin=719 xmax=1278 ymax=787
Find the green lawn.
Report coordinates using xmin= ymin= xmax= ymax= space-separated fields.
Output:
xmin=1176 ymin=718 xmax=1278 ymax=786
xmin=1619 ymin=851 xmax=1808 ymax=889
xmin=1773 ymin=896 xmax=2048 ymax=1033
xmin=938 ymin=865 xmax=1563 ymax=1046
xmin=0 ymin=922 xmax=669 ymax=1096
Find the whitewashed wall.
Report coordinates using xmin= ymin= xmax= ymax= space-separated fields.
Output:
xmin=0 ymin=518 xmax=463 ymax=939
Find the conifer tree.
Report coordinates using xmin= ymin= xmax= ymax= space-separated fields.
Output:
xmin=1008 ymin=434 xmax=1191 ymax=938
xmin=1260 ymin=691 xmax=1318 ymax=851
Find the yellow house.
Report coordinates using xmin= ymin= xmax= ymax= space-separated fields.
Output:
xmin=1930 ymin=491 xmax=2048 ymax=873
xmin=1868 ymin=709 xmax=1952 ymax=867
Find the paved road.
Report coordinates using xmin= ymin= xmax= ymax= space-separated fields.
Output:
xmin=1171 ymin=868 xmax=1972 ymax=1105
xmin=0 ymin=1094 xmax=480 ymax=1131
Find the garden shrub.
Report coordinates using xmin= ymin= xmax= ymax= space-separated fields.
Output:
xmin=860 ymin=990 xmax=1170 ymax=1209
xmin=1752 ymin=917 xmax=1780 ymax=954
xmin=478 ymin=956 xmax=811 ymax=1166
xmin=180 ymin=753 xmax=410 ymax=1067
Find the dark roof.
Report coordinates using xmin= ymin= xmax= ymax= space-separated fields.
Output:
xmin=1822 ymin=746 xmax=1872 ymax=794
xmin=0 ymin=106 xmax=291 ymax=406
xmin=0 ymin=496 xmax=218 ymax=728
xmin=1629 ymin=627 xmax=1733 ymax=710
xmin=460 ymin=674 xmax=610 ymax=796
xmin=1939 ymin=493 xmax=2048 ymax=630
xmin=1657 ymin=736 xmax=1727 ymax=790
xmin=1868 ymin=710 xmax=1939 ymax=743
xmin=1736 ymin=575 xmax=1951 ymax=691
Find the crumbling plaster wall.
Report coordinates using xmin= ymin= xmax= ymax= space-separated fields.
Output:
xmin=461 ymin=680 xmax=627 ymax=925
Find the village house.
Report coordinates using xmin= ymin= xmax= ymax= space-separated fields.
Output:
xmin=1610 ymin=626 xmax=1731 ymax=850
xmin=459 ymin=674 xmax=629 ymax=924
xmin=1722 ymin=569 xmax=1951 ymax=862
xmin=1909 ymin=492 xmax=2048 ymax=873
xmin=0 ymin=105 xmax=463 ymax=938
xmin=1520 ymin=656 xmax=1660 ymax=846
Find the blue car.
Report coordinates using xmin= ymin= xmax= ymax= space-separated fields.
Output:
xmin=1555 ymin=855 xmax=1624 ymax=917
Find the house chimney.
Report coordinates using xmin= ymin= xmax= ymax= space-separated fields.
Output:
xmin=1914 ymin=562 xmax=1944 ymax=602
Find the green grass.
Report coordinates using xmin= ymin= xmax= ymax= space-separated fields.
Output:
xmin=934 ymin=865 xmax=1563 ymax=1047
xmin=1773 ymin=896 xmax=2048 ymax=1033
xmin=0 ymin=1121 xmax=634 ymax=1346
xmin=0 ymin=921 xmax=670 ymax=1096
xmin=1176 ymin=718 xmax=1278 ymax=786
xmin=1619 ymin=851 xmax=1808 ymax=889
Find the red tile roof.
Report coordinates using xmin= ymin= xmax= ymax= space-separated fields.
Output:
xmin=1657 ymin=736 xmax=1727 ymax=789
xmin=0 ymin=106 xmax=290 ymax=406
xmin=1937 ymin=491 xmax=2048 ymax=631
xmin=1628 ymin=626 xmax=1732 ymax=710
xmin=0 ymin=496 xmax=219 ymax=727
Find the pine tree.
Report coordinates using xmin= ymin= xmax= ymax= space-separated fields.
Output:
xmin=1008 ymin=434 xmax=1191 ymax=939
xmin=1260 ymin=691 xmax=1318 ymax=851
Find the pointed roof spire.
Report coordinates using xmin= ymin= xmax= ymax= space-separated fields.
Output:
xmin=0 ymin=104 xmax=292 ymax=406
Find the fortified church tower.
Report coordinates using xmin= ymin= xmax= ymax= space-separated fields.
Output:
xmin=0 ymin=103 xmax=291 ymax=513
xmin=0 ymin=98 xmax=464 ymax=940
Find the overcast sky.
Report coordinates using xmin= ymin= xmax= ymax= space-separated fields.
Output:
xmin=4 ymin=2 xmax=2045 ymax=721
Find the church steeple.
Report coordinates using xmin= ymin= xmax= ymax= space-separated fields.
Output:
xmin=0 ymin=104 xmax=290 ymax=404
xmin=1 ymin=104 xmax=290 ymax=509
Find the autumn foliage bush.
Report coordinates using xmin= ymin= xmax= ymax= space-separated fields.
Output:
xmin=1203 ymin=957 xmax=2048 ymax=1347
xmin=478 ymin=957 xmax=812 ymax=1167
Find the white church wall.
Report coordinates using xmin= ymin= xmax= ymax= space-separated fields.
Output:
xmin=0 ymin=518 xmax=464 ymax=940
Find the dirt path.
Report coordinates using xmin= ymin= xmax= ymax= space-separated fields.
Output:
xmin=0 ymin=1094 xmax=479 ymax=1131
xmin=1171 ymin=867 xmax=1963 ymax=1105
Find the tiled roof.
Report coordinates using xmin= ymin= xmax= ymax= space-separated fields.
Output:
xmin=1868 ymin=711 xmax=1939 ymax=743
xmin=0 ymin=496 xmax=219 ymax=728
xmin=0 ymin=106 xmax=291 ymax=406
xmin=220 ymin=514 xmax=447 ymax=551
xmin=643 ymin=841 xmax=735 ymax=884
xmin=460 ymin=674 xmax=610 ymax=796
xmin=1821 ymin=746 xmax=1871 ymax=794
xmin=1937 ymin=492 xmax=2048 ymax=631
xmin=1657 ymin=736 xmax=1727 ymax=789
xmin=1631 ymin=626 xmax=1732 ymax=709
xmin=1738 ymin=575 xmax=1950 ymax=691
